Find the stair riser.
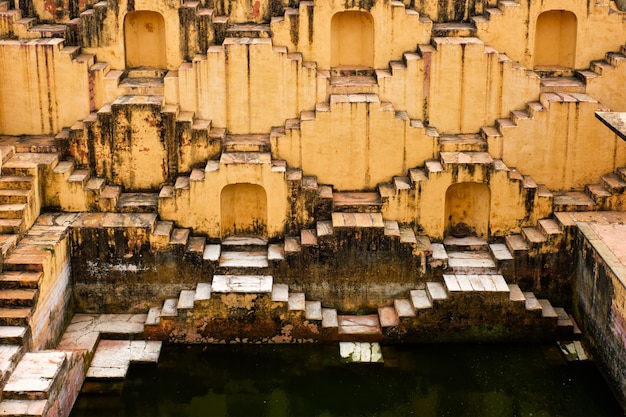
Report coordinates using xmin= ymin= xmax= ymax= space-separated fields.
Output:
xmin=0 ymin=295 xmax=37 ymax=308
xmin=0 ymin=222 xmax=22 ymax=235
xmin=0 ymin=180 xmax=34 ymax=190
xmin=0 ymin=194 xmax=29 ymax=204
xmin=223 ymin=143 xmax=271 ymax=153
xmin=332 ymin=205 xmax=382 ymax=213
xmin=0 ymin=208 xmax=25 ymax=219
xmin=0 ymin=316 xmax=29 ymax=327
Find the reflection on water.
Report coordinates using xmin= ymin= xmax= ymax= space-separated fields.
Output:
xmin=71 ymin=343 xmax=624 ymax=417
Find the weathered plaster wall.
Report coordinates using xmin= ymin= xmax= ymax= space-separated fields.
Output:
xmin=475 ymin=0 xmax=626 ymax=70
xmin=574 ymin=222 xmax=626 ymax=410
xmin=0 ymin=39 xmax=91 ymax=135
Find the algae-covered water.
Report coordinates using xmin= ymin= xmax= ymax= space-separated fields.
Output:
xmin=71 ymin=343 xmax=624 ymax=417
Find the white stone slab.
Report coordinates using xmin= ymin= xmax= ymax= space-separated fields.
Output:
xmin=426 ymin=282 xmax=448 ymax=301
xmin=212 ymin=275 xmax=273 ymax=293
xmin=410 ymin=289 xmax=432 ymax=309
xmin=305 ymin=301 xmax=323 ymax=320
xmin=219 ymin=251 xmax=268 ymax=268
xmin=479 ymin=275 xmax=497 ymax=292
xmin=322 ymin=308 xmax=338 ymax=328
xmin=394 ymin=299 xmax=416 ymax=317
xmin=272 ymin=283 xmax=289 ymax=302
xmin=194 ymin=283 xmax=211 ymax=301
xmin=177 ymin=290 xmax=195 ymax=310
xmin=468 ymin=274 xmax=485 ymax=291
xmin=202 ymin=244 xmax=221 ymax=261
xmin=145 ymin=307 xmax=161 ymax=325
xmin=491 ymin=275 xmax=510 ymax=292
xmin=489 ymin=243 xmax=514 ymax=260
xmin=508 ymin=284 xmax=525 ymax=302
xmin=455 ymin=274 xmax=474 ymax=291
xmin=443 ymin=275 xmax=461 ymax=292
xmin=267 ymin=244 xmax=284 ymax=261
xmin=160 ymin=299 xmax=178 ymax=317
xmin=130 ymin=341 xmax=162 ymax=363
xmin=339 ymin=342 xmax=384 ymax=363
xmin=431 ymin=243 xmax=448 ymax=260
xmin=524 ymin=292 xmax=541 ymax=310
xmin=288 ymin=292 xmax=305 ymax=310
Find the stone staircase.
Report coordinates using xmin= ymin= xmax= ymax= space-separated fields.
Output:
xmin=143 ymin=249 xmax=576 ymax=344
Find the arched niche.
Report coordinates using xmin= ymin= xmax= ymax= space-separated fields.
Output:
xmin=534 ymin=10 xmax=577 ymax=69
xmin=330 ymin=11 xmax=375 ymax=68
xmin=444 ymin=182 xmax=491 ymax=239
xmin=220 ymin=183 xmax=268 ymax=238
xmin=124 ymin=11 xmax=167 ymax=68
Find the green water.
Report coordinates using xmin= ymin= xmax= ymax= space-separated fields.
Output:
xmin=71 ymin=343 xmax=624 ymax=417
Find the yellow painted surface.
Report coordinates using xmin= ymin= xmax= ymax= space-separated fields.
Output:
xmin=124 ymin=11 xmax=167 ymax=68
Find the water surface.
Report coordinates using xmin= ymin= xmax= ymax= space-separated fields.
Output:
xmin=71 ymin=343 xmax=624 ymax=417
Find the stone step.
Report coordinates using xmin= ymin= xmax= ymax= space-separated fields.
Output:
xmin=86 ymin=340 xmax=161 ymax=380
xmin=538 ymin=299 xmax=558 ymax=319
xmin=223 ymin=134 xmax=271 ymax=152
xmin=554 ymin=307 xmax=575 ymax=336
xmin=211 ymin=275 xmax=273 ymax=293
xmin=186 ymin=236 xmax=206 ymax=256
xmin=339 ymin=342 xmax=384 ymax=363
xmin=586 ymin=183 xmax=612 ymax=203
xmin=203 ymin=244 xmax=221 ymax=261
xmin=505 ymin=234 xmax=529 ymax=253
xmin=523 ymin=292 xmax=542 ymax=312
xmin=322 ymin=308 xmax=338 ymax=328
xmin=145 ymin=307 xmax=161 ymax=326
xmin=426 ymin=282 xmax=448 ymax=303
xmin=539 ymin=77 xmax=585 ymax=93
xmin=332 ymin=192 xmax=382 ymax=212
xmin=331 ymin=212 xmax=384 ymax=228
xmin=116 ymin=193 xmax=158 ymax=213
xmin=521 ymin=226 xmax=547 ymax=244
xmin=0 ymin=176 xmax=34 ymax=190
xmin=0 ymin=204 xmax=26 ymax=219
xmin=305 ymin=301 xmax=323 ymax=320
xmin=288 ymin=292 xmax=305 ymax=311
xmin=177 ymin=290 xmax=196 ymax=311
xmin=0 ymin=272 xmax=41 ymax=291
xmin=329 ymin=76 xmax=377 ymax=94
xmin=0 ymin=326 xmax=28 ymax=345
xmin=378 ymin=306 xmax=400 ymax=327
xmin=149 ymin=220 xmax=173 ymax=249
xmin=0 ymin=307 xmax=29 ymax=326
xmin=443 ymin=236 xmax=489 ymax=251
xmin=0 ymin=399 xmax=47 ymax=417
xmin=538 ymin=218 xmax=562 ymax=237
xmin=430 ymin=243 xmax=448 ymax=268
xmin=0 ymin=235 xmax=17 ymax=258
xmin=489 ymin=243 xmax=514 ymax=262
xmin=0 ymin=189 xmax=31 ymax=204
xmin=447 ymin=251 xmax=496 ymax=273
xmin=220 ymin=235 xmax=267 ymax=251
xmin=267 ymin=243 xmax=285 ymax=262
xmin=2 ymin=153 xmax=58 ymax=176
xmin=601 ymin=173 xmax=626 ymax=193
xmin=410 ymin=289 xmax=432 ymax=310
xmin=225 ymin=23 xmax=271 ymax=38
xmin=337 ymin=315 xmax=382 ymax=341
xmin=383 ymin=220 xmax=400 ymax=238
xmin=300 ymin=229 xmax=317 ymax=246
xmin=0 ymin=289 xmax=37 ymax=308
xmin=553 ymin=191 xmax=595 ymax=211
xmin=394 ymin=299 xmax=416 ymax=317
xmin=218 ymin=250 xmax=269 ymax=268
xmin=432 ymin=21 xmax=476 ymax=36
xmin=0 ymin=345 xmax=23 ymax=387
xmin=220 ymin=152 xmax=271 ymax=165
xmin=440 ymin=151 xmax=494 ymax=167
xmin=169 ymin=228 xmax=190 ymax=247
xmin=508 ymin=284 xmax=526 ymax=303
xmin=439 ymin=134 xmax=487 ymax=152
xmin=271 ymin=283 xmax=288 ymax=303
xmin=3 ymin=351 xmax=66 ymax=400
